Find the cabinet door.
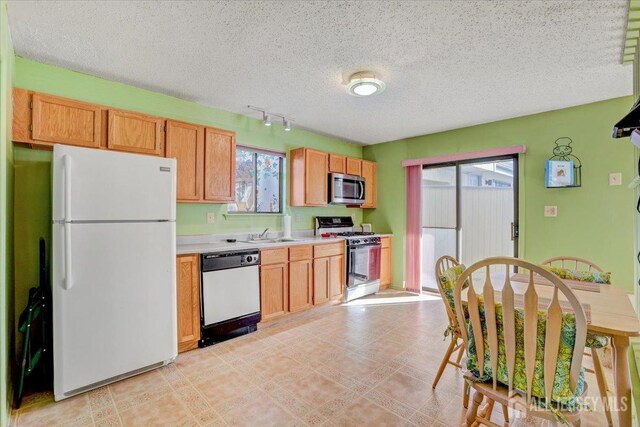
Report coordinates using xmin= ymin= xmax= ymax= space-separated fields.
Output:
xmin=108 ymin=109 xmax=164 ymax=156
xmin=313 ymin=257 xmax=330 ymax=305
xmin=32 ymin=93 xmax=102 ymax=148
xmin=289 ymin=259 xmax=313 ymax=312
xmin=329 ymin=254 xmax=344 ymax=299
xmin=346 ymin=157 xmax=362 ymax=176
xmin=361 ymin=160 xmax=377 ymax=208
xmin=176 ymin=255 xmax=200 ymax=353
xmin=166 ymin=120 xmax=204 ymax=202
xmin=305 ymin=149 xmax=328 ymax=205
xmin=329 ymin=154 xmax=346 ymax=174
xmin=13 ymin=88 xmax=34 ymax=143
xmin=260 ymin=263 xmax=288 ymax=320
xmin=380 ymin=237 xmax=392 ymax=288
xmin=204 ymin=127 xmax=236 ymax=202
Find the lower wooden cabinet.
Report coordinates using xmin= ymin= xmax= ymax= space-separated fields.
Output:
xmin=260 ymin=263 xmax=289 ymax=320
xmin=314 ymin=253 xmax=344 ymax=304
xmin=260 ymin=242 xmax=345 ymax=321
xmin=176 ymin=254 xmax=201 ymax=353
xmin=329 ymin=255 xmax=345 ymax=299
xmin=380 ymin=236 xmax=392 ymax=288
xmin=313 ymin=256 xmax=330 ymax=305
xmin=289 ymin=259 xmax=313 ymax=312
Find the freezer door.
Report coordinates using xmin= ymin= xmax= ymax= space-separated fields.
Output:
xmin=53 ymin=144 xmax=176 ymax=222
xmin=53 ymin=221 xmax=177 ymax=399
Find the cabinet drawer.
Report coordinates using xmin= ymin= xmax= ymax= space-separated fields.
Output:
xmin=314 ymin=242 xmax=345 ymax=258
xmin=289 ymin=245 xmax=312 ymax=261
xmin=261 ymin=247 xmax=289 ymax=265
xmin=381 ymin=236 xmax=392 ymax=249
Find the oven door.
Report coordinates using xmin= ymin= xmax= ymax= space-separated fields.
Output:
xmin=330 ymin=173 xmax=365 ymax=205
xmin=347 ymin=243 xmax=381 ymax=287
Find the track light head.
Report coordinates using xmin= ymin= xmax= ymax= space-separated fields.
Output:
xmin=283 ymin=118 xmax=291 ymax=131
xmin=263 ymin=112 xmax=271 ymax=126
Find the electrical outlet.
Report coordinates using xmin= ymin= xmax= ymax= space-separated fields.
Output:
xmin=609 ymin=172 xmax=622 ymax=186
xmin=544 ymin=206 xmax=557 ymax=217
xmin=207 ymin=212 xmax=215 ymax=224
xmin=295 ymin=214 xmax=301 ymax=222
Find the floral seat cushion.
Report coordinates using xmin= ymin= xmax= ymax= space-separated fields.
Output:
xmin=544 ymin=266 xmax=611 ymax=285
xmin=466 ymin=300 xmax=585 ymax=409
xmin=544 ymin=266 xmax=610 ymax=349
xmin=438 ymin=265 xmax=468 ymax=337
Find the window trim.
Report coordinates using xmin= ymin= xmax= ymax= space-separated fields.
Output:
xmin=227 ymin=145 xmax=286 ymax=215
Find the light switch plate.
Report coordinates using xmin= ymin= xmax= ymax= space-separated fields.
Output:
xmin=609 ymin=172 xmax=622 ymax=186
xmin=207 ymin=212 xmax=215 ymax=224
xmin=544 ymin=206 xmax=557 ymax=217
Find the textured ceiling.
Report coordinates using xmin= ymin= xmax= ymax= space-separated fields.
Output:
xmin=7 ymin=0 xmax=634 ymax=145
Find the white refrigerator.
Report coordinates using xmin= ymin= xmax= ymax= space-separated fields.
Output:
xmin=52 ymin=144 xmax=178 ymax=401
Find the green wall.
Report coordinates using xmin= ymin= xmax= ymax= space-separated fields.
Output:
xmin=13 ymin=56 xmax=363 ymax=236
xmin=0 ymin=1 xmax=13 ymax=425
xmin=364 ymin=96 xmax=637 ymax=293
xmin=11 ymin=57 xmax=365 ymax=361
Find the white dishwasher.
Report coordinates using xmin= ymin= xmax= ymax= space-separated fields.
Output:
xmin=200 ymin=249 xmax=261 ymax=346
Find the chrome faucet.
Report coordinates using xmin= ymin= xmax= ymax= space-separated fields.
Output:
xmin=260 ymin=228 xmax=269 ymax=238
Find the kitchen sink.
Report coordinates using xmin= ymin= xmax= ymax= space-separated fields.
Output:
xmin=241 ymin=238 xmax=299 ymax=244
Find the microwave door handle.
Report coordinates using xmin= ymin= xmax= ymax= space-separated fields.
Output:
xmin=359 ymin=180 xmax=365 ymax=200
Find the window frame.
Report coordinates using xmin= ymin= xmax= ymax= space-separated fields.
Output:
xmin=227 ymin=145 xmax=286 ymax=214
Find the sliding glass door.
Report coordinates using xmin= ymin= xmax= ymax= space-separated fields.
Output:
xmin=422 ymin=156 xmax=518 ymax=291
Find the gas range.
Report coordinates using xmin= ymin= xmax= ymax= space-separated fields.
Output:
xmin=315 ymin=216 xmax=381 ymax=302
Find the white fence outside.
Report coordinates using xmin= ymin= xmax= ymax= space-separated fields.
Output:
xmin=422 ymin=186 xmax=514 ymax=289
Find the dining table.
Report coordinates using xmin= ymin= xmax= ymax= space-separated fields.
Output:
xmin=461 ymin=273 xmax=640 ymax=427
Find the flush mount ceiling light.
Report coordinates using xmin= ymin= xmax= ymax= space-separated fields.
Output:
xmin=346 ymin=72 xmax=385 ymax=97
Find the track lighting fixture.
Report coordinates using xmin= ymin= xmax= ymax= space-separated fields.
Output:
xmin=248 ymin=106 xmax=293 ymax=131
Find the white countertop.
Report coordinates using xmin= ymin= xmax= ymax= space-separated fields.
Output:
xmin=176 ymin=236 xmax=347 ymax=255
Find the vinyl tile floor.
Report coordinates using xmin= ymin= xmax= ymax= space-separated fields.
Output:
xmin=11 ymin=290 xmax=614 ymax=426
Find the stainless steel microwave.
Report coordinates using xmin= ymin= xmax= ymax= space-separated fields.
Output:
xmin=329 ymin=173 xmax=365 ymax=205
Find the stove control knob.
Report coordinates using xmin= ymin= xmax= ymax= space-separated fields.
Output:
xmin=246 ymin=255 xmax=253 ymax=263
xmin=352 ymin=239 xmax=360 ymax=244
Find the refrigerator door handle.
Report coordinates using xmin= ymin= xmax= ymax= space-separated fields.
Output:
xmin=63 ymin=223 xmax=72 ymax=290
xmin=63 ymin=154 xmax=73 ymax=290
xmin=64 ymin=154 xmax=71 ymax=222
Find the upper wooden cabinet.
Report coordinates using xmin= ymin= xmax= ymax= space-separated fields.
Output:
xmin=13 ymin=90 xmax=103 ymax=148
xmin=290 ymin=147 xmax=328 ymax=206
xmin=165 ymin=120 xmax=204 ymax=202
xmin=176 ymin=254 xmax=200 ymax=353
xmin=361 ymin=160 xmax=377 ymax=209
xmin=204 ymin=127 xmax=236 ymax=202
xmin=329 ymin=154 xmax=346 ymax=174
xmin=108 ymin=109 xmax=164 ymax=156
xmin=346 ymin=157 xmax=362 ymax=176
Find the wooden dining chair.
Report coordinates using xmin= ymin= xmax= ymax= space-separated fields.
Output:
xmin=542 ymin=256 xmax=604 ymax=273
xmin=432 ymin=255 xmax=470 ymax=407
xmin=454 ymin=257 xmax=588 ymax=426
xmin=542 ymin=256 xmax=612 ymax=426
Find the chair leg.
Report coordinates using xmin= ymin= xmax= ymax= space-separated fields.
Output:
xmin=456 ymin=340 xmax=465 ymax=364
xmin=592 ymin=348 xmax=613 ymax=426
xmin=463 ymin=381 xmax=470 ymax=408
xmin=432 ymin=335 xmax=457 ymax=389
xmin=466 ymin=390 xmax=484 ymax=427
xmin=501 ymin=404 xmax=509 ymax=424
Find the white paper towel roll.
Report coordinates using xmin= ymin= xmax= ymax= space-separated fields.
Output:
xmin=283 ymin=214 xmax=292 ymax=239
